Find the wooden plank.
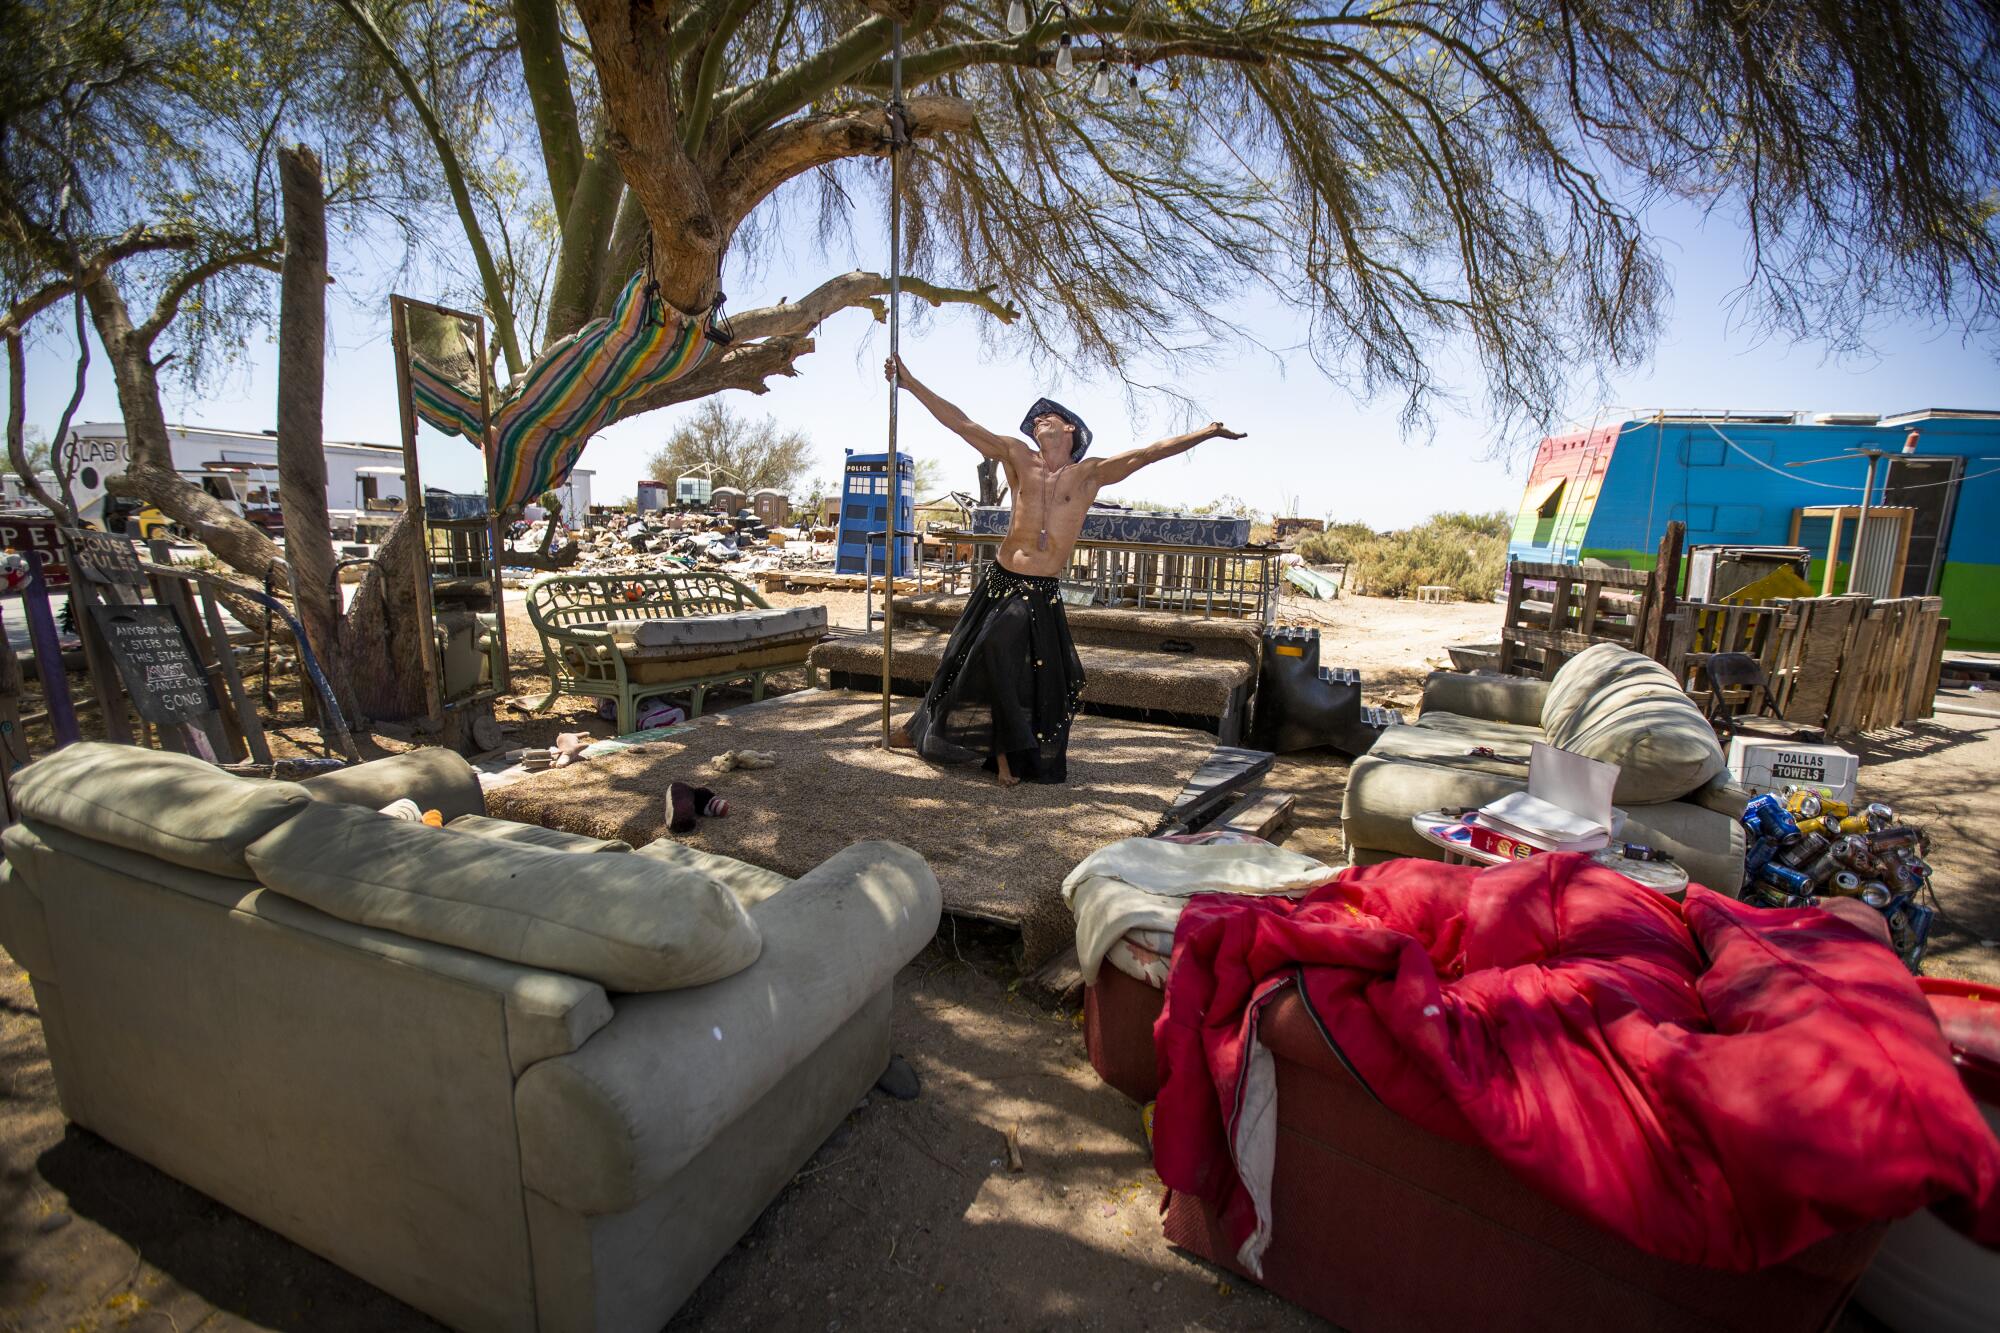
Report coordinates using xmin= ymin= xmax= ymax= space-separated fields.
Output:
xmin=1216 ymin=791 xmax=1297 ymax=839
xmin=1543 ymin=575 xmax=1574 ymax=679
xmin=1158 ymin=746 xmax=1278 ymax=834
xmin=68 ymin=578 xmax=134 ymax=745
xmin=1922 ymin=617 xmax=1949 ymax=718
xmin=1828 ymin=606 xmax=1883 ymax=737
xmin=1575 ymin=579 xmax=1603 ymax=641
xmin=1497 ymin=565 xmax=1528 ymax=676
xmin=1643 ymin=521 xmax=1683 ymax=661
xmin=203 ymin=586 xmax=272 ymax=764
xmin=1513 ymin=562 xmax=1653 ymax=587
xmin=150 ymin=569 xmax=239 ymax=762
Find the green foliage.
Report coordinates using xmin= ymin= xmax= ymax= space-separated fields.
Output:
xmin=644 ymin=400 xmax=813 ymax=496
xmin=1296 ymin=511 xmax=1509 ymax=601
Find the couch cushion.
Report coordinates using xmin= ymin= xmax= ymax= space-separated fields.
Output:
xmin=635 ymin=839 xmax=792 ymax=907
xmin=246 ymin=801 xmax=760 ymax=992
xmin=447 ymin=813 xmax=631 ymax=854
xmin=302 ymin=748 xmax=485 ymax=823
xmin=1540 ymin=647 xmax=1725 ymax=802
xmin=11 ymin=742 xmax=309 ymax=880
xmin=1368 ymin=722 xmax=1533 ymax=778
xmin=1408 ymin=711 xmax=1547 ymax=751
xmin=600 ymin=605 xmax=827 ymax=650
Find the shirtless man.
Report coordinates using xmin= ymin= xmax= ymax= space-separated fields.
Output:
xmin=884 ymin=355 xmax=1246 ymax=785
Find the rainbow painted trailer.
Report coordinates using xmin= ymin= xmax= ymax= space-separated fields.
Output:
xmin=1507 ymin=409 xmax=2000 ymax=648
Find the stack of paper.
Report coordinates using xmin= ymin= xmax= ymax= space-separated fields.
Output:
xmin=1468 ymin=743 xmax=1623 ymax=858
xmin=1472 ymin=791 xmax=1613 ymax=852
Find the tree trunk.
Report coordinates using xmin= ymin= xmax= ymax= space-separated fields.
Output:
xmin=83 ymin=271 xmax=287 ymax=577
xmin=276 ymin=144 xmax=360 ymax=722
xmin=338 ymin=512 xmax=428 ymax=721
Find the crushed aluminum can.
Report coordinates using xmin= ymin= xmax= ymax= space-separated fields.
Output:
xmin=1757 ymin=863 xmax=1813 ymax=896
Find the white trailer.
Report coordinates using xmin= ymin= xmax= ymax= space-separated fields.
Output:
xmin=66 ymin=423 xmax=410 ymax=529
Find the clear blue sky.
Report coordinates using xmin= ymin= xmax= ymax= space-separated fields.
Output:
xmin=11 ymin=189 xmax=1996 ymax=528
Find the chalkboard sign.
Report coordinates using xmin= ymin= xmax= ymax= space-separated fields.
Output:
xmin=88 ymin=603 xmax=218 ymax=724
xmin=64 ymin=528 xmax=146 ymax=587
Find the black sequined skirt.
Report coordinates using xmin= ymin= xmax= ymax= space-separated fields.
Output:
xmin=906 ymin=564 xmax=1086 ymax=784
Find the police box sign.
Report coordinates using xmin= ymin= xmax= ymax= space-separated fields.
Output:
xmin=88 ymin=603 xmax=218 ymax=725
xmin=1726 ymin=736 xmax=1859 ymax=805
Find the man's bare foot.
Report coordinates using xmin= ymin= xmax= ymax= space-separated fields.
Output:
xmin=887 ymin=722 xmax=915 ymax=750
xmin=994 ymin=754 xmax=1021 ymax=787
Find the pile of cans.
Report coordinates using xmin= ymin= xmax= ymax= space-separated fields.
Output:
xmin=1741 ymin=789 xmax=1936 ymax=971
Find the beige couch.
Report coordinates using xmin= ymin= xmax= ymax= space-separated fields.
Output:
xmin=1341 ymin=643 xmax=1750 ymax=894
xmin=0 ymin=743 xmax=940 ymax=1333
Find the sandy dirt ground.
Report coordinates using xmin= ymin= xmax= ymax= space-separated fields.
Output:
xmin=1 ymin=586 xmax=1993 ymax=1331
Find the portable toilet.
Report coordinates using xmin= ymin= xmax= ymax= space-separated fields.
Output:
xmin=751 ymin=488 xmax=789 ymax=528
xmin=711 ymin=485 xmax=746 ymax=514
xmin=835 ymin=451 xmax=914 ymax=576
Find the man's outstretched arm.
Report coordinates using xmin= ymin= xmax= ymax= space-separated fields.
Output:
xmin=886 ymin=356 xmax=1025 ymax=464
xmin=1093 ymin=422 xmax=1246 ymax=486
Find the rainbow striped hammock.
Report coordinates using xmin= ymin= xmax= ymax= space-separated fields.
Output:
xmin=410 ymin=272 xmax=710 ymax=513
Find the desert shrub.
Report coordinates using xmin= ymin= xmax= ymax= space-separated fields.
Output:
xmin=1296 ymin=511 xmax=1507 ymax=600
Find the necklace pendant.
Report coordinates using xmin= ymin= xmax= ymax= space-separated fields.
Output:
xmin=1036 ymin=531 xmax=1050 ymax=551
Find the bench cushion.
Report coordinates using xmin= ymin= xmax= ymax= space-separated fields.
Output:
xmin=246 ymin=801 xmax=761 ymax=992
xmin=12 ymin=742 xmax=309 ymax=881
xmin=598 ymin=605 xmax=826 ymax=651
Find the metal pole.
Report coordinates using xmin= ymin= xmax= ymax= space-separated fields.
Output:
xmin=881 ymin=22 xmax=905 ymax=746
xmin=1850 ymin=450 xmax=1880 ymax=596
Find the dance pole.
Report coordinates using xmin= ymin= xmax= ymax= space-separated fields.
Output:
xmin=881 ymin=21 xmax=905 ymax=746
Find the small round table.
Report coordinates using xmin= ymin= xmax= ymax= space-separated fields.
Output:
xmin=1410 ymin=810 xmax=1690 ymax=900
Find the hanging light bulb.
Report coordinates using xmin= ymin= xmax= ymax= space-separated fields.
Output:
xmin=1125 ymin=68 xmax=1142 ymax=108
xmin=1091 ymin=59 xmax=1111 ymax=100
xmin=1055 ymin=33 xmax=1074 ymax=76
xmin=1007 ymin=0 xmax=1029 ymax=37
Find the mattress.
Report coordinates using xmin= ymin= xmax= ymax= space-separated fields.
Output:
xmin=970 ymin=506 xmax=1252 ymax=548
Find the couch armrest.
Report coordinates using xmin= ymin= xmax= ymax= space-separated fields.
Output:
xmin=301 ymin=748 xmax=485 ymax=822
xmin=0 ymin=852 xmax=53 ymax=978
xmin=1685 ymin=775 xmax=1752 ymax=820
xmin=1420 ymin=672 xmax=1549 ymax=728
xmin=512 ymin=840 xmax=941 ymax=1215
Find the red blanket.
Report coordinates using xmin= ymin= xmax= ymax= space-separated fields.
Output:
xmin=1152 ymin=854 xmax=2000 ymax=1272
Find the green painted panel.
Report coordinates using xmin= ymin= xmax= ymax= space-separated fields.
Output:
xmin=1939 ymin=561 xmax=2000 ymax=649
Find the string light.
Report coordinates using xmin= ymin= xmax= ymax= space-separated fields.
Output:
xmin=1125 ymin=67 xmax=1142 ymax=108
xmin=1091 ymin=59 xmax=1112 ymax=100
xmin=1055 ymin=33 xmax=1074 ymax=76
xmin=1007 ymin=0 xmax=1029 ymax=37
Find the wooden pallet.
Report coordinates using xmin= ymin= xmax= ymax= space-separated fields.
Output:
xmin=1663 ymin=593 xmax=1944 ymax=736
xmin=1497 ymin=562 xmax=1660 ymax=679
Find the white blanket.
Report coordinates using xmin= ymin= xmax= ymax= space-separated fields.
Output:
xmin=1062 ymin=838 xmax=1336 ymax=985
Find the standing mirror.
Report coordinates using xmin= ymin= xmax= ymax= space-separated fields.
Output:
xmin=389 ymin=296 xmax=510 ymax=739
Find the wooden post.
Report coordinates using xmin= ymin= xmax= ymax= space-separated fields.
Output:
xmin=1645 ymin=520 xmax=1684 ymax=662
xmin=1821 ymin=509 xmax=1844 ymax=595
xmin=21 ymin=553 xmax=81 ymax=746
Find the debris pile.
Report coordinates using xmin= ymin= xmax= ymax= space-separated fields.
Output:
xmin=500 ymin=507 xmax=837 ymax=584
xmin=1740 ymin=789 xmax=1938 ymax=971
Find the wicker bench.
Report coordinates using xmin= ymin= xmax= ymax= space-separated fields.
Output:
xmin=807 ymin=594 xmax=1260 ymax=742
xmin=524 ymin=571 xmax=826 ymax=732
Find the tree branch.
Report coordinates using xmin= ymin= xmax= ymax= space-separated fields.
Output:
xmin=0 ymin=229 xmax=204 ymax=340
xmin=135 ymin=246 xmax=283 ymax=351
xmin=730 ymin=268 xmax=1018 ymax=341
xmin=513 ymin=0 xmax=588 ymax=220
xmin=619 ymin=334 xmax=816 ymax=418
xmin=333 ymin=0 xmax=527 ymax=374
xmin=716 ymin=95 xmax=976 ymax=233
xmin=5 ymin=334 xmax=73 ymax=518
xmin=680 ymin=0 xmax=762 ymax=154
xmin=573 ymin=0 xmax=721 ymax=312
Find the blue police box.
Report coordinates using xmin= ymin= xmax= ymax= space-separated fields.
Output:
xmin=835 ymin=451 xmax=915 ymax=576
